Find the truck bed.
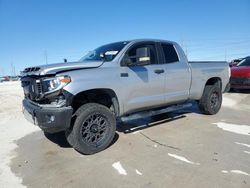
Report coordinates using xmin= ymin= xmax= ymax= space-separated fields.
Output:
xmin=188 ymin=61 xmax=229 ymax=100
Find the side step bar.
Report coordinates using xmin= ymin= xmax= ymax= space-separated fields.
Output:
xmin=121 ymin=102 xmax=192 ymax=122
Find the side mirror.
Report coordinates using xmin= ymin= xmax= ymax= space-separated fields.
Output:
xmin=136 ymin=47 xmax=150 ymax=62
xmin=121 ymin=47 xmax=151 ymax=66
xmin=100 ymin=52 xmax=106 ymax=61
xmin=134 ymin=47 xmax=151 ymax=66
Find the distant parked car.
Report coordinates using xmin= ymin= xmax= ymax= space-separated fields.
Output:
xmin=230 ymin=58 xmax=244 ymax=67
xmin=0 ymin=77 xmax=4 ymax=82
xmin=0 ymin=76 xmax=10 ymax=82
xmin=4 ymin=76 xmax=10 ymax=81
xmin=230 ymin=57 xmax=250 ymax=90
xmin=10 ymin=76 xmax=20 ymax=81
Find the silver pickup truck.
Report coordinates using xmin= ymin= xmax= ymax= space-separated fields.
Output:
xmin=21 ymin=39 xmax=230 ymax=154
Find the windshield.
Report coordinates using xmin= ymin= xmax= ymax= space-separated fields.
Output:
xmin=80 ymin=41 xmax=130 ymax=62
xmin=237 ymin=58 xmax=250 ymax=67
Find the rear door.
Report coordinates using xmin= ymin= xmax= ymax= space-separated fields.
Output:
xmin=159 ymin=42 xmax=191 ymax=103
xmin=120 ymin=42 xmax=166 ymax=114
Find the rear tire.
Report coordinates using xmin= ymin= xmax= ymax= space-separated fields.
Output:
xmin=199 ymin=85 xmax=222 ymax=115
xmin=65 ymin=103 xmax=116 ymax=155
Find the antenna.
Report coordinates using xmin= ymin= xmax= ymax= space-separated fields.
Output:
xmin=44 ymin=50 xmax=48 ymax=64
xmin=224 ymin=49 xmax=227 ymax=62
xmin=180 ymin=37 xmax=188 ymax=59
xmin=185 ymin=45 xmax=188 ymax=59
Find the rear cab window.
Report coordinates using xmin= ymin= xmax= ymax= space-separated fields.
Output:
xmin=161 ymin=43 xmax=179 ymax=64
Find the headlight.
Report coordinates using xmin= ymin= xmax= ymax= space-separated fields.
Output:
xmin=42 ymin=75 xmax=71 ymax=94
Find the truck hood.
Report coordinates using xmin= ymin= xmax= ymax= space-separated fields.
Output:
xmin=231 ymin=66 xmax=250 ymax=78
xmin=21 ymin=60 xmax=103 ymax=76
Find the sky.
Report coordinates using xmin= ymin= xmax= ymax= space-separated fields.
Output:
xmin=0 ymin=0 xmax=250 ymax=76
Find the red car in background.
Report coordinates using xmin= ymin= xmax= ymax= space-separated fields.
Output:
xmin=230 ymin=57 xmax=250 ymax=90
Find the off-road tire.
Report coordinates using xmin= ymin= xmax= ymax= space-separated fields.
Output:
xmin=65 ymin=103 xmax=116 ymax=155
xmin=199 ymin=85 xmax=222 ymax=115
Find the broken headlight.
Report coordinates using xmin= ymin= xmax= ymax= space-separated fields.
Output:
xmin=42 ymin=75 xmax=71 ymax=94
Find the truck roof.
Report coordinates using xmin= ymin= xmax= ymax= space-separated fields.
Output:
xmin=122 ymin=39 xmax=177 ymax=45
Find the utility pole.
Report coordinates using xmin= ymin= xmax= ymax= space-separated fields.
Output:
xmin=13 ymin=65 xmax=16 ymax=76
xmin=11 ymin=63 xmax=16 ymax=76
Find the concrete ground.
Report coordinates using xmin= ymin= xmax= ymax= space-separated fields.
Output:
xmin=0 ymin=82 xmax=250 ymax=188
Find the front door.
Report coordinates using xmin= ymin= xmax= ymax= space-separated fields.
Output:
xmin=120 ymin=42 xmax=166 ymax=114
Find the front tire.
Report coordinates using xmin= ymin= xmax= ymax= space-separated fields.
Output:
xmin=66 ymin=103 xmax=116 ymax=155
xmin=199 ymin=85 xmax=222 ymax=115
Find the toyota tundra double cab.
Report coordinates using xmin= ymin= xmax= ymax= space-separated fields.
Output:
xmin=21 ymin=39 xmax=230 ymax=154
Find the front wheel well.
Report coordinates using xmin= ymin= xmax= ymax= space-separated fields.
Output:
xmin=71 ymin=89 xmax=120 ymax=117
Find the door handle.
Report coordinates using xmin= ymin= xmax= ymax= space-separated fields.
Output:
xmin=154 ymin=69 xmax=165 ymax=74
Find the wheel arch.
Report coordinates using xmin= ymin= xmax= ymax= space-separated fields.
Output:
xmin=71 ymin=88 xmax=120 ymax=117
xmin=204 ymin=77 xmax=222 ymax=90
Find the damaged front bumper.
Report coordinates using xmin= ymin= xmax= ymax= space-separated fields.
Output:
xmin=22 ymin=99 xmax=73 ymax=133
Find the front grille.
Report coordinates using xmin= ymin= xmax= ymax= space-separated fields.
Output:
xmin=23 ymin=67 xmax=40 ymax=73
xmin=21 ymin=77 xmax=42 ymax=100
xmin=36 ymin=81 xmax=42 ymax=93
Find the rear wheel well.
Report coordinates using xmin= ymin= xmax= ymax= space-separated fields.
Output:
xmin=71 ymin=89 xmax=120 ymax=117
xmin=205 ymin=77 xmax=222 ymax=90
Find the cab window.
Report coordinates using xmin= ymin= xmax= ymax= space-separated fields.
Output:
xmin=161 ymin=43 xmax=179 ymax=63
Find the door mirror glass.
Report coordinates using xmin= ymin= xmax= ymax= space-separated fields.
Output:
xmin=135 ymin=47 xmax=151 ymax=65
xmin=122 ymin=47 xmax=151 ymax=66
xmin=99 ymin=52 xmax=105 ymax=61
xmin=136 ymin=47 xmax=150 ymax=62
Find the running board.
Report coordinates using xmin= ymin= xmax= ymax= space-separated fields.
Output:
xmin=121 ymin=102 xmax=192 ymax=122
